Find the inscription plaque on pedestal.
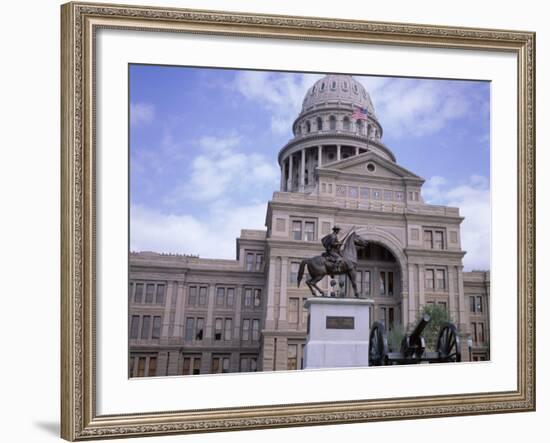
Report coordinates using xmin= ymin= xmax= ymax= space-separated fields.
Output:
xmin=326 ymin=316 xmax=355 ymax=329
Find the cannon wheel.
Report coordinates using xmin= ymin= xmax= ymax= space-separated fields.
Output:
xmin=436 ymin=323 xmax=461 ymax=362
xmin=369 ymin=322 xmax=389 ymax=366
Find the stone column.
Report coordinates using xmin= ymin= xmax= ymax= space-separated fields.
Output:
xmin=172 ymin=282 xmax=185 ymax=338
xmin=279 ymin=163 xmax=285 ymax=191
xmin=278 ymin=258 xmax=289 ymax=329
xmin=418 ymin=266 xmax=426 ymax=307
xmin=205 ymin=284 xmax=215 ymax=339
xmin=448 ymin=266 xmax=458 ymax=321
xmin=337 ymin=145 xmax=341 ymax=162
xmin=300 ymin=149 xmax=306 ymax=191
xmin=456 ymin=266 xmax=466 ymax=327
xmin=161 ymin=281 xmax=175 ymax=338
xmin=408 ymin=264 xmax=417 ymax=326
xmin=355 ymin=146 xmax=360 ymax=156
xmin=288 ymin=154 xmax=293 ymax=191
xmin=318 ymin=145 xmax=323 ymax=167
xmin=265 ymin=258 xmax=277 ymax=330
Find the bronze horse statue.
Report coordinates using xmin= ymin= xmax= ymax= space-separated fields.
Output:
xmin=297 ymin=232 xmax=369 ymax=297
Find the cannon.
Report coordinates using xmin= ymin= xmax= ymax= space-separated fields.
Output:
xmin=369 ymin=314 xmax=461 ymax=366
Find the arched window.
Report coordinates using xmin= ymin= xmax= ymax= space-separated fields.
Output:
xmin=320 ymin=82 xmax=325 ymax=91
xmin=306 ymin=121 xmax=311 ymax=133
xmin=356 ymin=120 xmax=363 ymax=134
xmin=312 ymin=85 xmax=316 ymax=94
xmin=353 ymin=84 xmax=358 ymax=94
xmin=343 ymin=117 xmax=350 ymax=131
xmin=296 ymin=125 xmax=302 ymax=136
xmin=329 ymin=115 xmax=336 ymax=131
xmin=343 ymin=81 xmax=348 ymax=90
xmin=317 ymin=117 xmax=323 ymax=131
xmin=331 ymin=81 xmax=336 ymax=90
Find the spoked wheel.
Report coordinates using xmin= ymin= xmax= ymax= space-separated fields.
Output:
xmin=436 ymin=322 xmax=461 ymax=362
xmin=369 ymin=322 xmax=389 ymax=366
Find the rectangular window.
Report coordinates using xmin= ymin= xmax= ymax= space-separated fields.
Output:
xmin=379 ymin=271 xmax=386 ymax=295
xmin=193 ymin=358 xmax=201 ymax=375
xmin=244 ymin=288 xmax=252 ymax=306
xmin=216 ymin=287 xmax=225 ymax=306
xmin=134 ymin=283 xmax=144 ymax=303
xmin=471 ymin=322 xmax=478 ymax=343
xmin=145 ymin=284 xmax=154 ymax=303
xmin=212 ymin=357 xmax=220 ymax=373
xmin=372 ymin=189 xmax=381 ymax=200
xmin=185 ymin=318 xmax=194 ymax=341
xmin=304 ymin=222 xmax=315 ymax=241
xmin=188 ymin=286 xmax=197 ymax=305
xmin=470 ymin=296 xmax=476 ymax=312
xmin=360 ymin=187 xmax=369 ymax=199
xmin=148 ymin=357 xmax=157 ymax=376
xmin=130 ymin=315 xmax=139 ymax=339
xmin=411 ymin=228 xmax=419 ymax=241
xmin=137 ymin=357 xmax=146 ymax=377
xmin=328 ymin=183 xmax=333 ymax=193
xmin=434 ymin=231 xmax=445 ymax=250
xmin=240 ymin=357 xmax=249 ymax=372
xmin=479 ymin=323 xmax=485 ymax=342
xmin=292 ymin=220 xmax=302 ymax=240
xmin=246 ymin=253 xmax=254 ymax=271
xmin=348 ymin=186 xmax=358 ymax=199
xmin=242 ymin=319 xmax=250 ymax=341
xmin=436 ymin=269 xmax=446 ymax=290
xmin=227 ymin=288 xmax=235 ymax=306
xmin=476 ymin=296 xmax=483 ymax=312
xmin=253 ymin=289 xmax=262 ymax=307
xmin=287 ymin=344 xmax=298 ymax=370
xmin=290 ymin=262 xmax=300 ymax=284
xmin=214 ymin=318 xmax=223 ymax=341
xmin=364 ymin=271 xmax=371 ymax=295
xmin=384 ymin=190 xmax=393 ymax=201
xmin=141 ymin=316 xmax=151 ymax=339
xmin=222 ymin=357 xmax=230 ymax=373
xmin=396 ymin=191 xmax=403 ymax=201
xmin=250 ymin=357 xmax=258 ymax=372
xmin=182 ymin=357 xmax=191 ymax=375
xmin=255 ymin=254 xmax=263 ymax=271
xmin=289 ymin=298 xmax=299 ymax=325
xmin=224 ymin=318 xmax=232 ymax=341
xmin=199 ymin=286 xmax=208 ymax=306
xmin=155 ymin=284 xmax=165 ymax=304
xmin=252 ymin=319 xmax=260 ymax=341
xmin=196 ymin=318 xmax=204 ymax=341
xmin=152 ymin=316 xmax=161 ymax=339
xmin=356 ymin=271 xmax=363 ymax=294
xmin=424 ymin=230 xmax=433 ymax=249
xmin=388 ymin=272 xmax=394 ymax=295
xmin=321 ymin=183 xmax=327 ymax=193
xmin=425 ymin=269 xmax=435 ymax=290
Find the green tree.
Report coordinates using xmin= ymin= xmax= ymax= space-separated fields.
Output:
xmin=387 ymin=323 xmax=405 ymax=352
xmin=415 ymin=304 xmax=452 ymax=351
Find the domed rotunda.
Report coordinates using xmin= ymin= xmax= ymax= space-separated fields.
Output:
xmin=278 ymin=74 xmax=396 ymax=193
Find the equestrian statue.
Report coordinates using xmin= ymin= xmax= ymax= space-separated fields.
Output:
xmin=297 ymin=226 xmax=369 ymax=298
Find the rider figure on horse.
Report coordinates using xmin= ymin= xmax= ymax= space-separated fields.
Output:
xmin=321 ymin=225 xmax=343 ymax=276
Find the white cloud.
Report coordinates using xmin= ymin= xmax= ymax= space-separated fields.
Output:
xmin=130 ymin=202 xmax=267 ymax=259
xmin=358 ymin=78 xmax=470 ymax=138
xmin=165 ymin=135 xmax=279 ymax=204
xmin=423 ymin=175 xmax=490 ymax=271
xmin=130 ymin=102 xmax=155 ymax=126
xmin=233 ymin=72 xmax=322 ymax=135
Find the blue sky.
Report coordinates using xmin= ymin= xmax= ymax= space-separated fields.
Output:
xmin=130 ymin=65 xmax=490 ymax=271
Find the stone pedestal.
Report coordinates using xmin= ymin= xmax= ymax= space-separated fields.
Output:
xmin=304 ymin=297 xmax=374 ymax=369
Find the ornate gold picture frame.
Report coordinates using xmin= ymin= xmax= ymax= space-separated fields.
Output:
xmin=61 ymin=1 xmax=535 ymax=440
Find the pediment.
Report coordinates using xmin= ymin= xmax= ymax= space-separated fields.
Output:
xmin=318 ymin=152 xmax=423 ymax=181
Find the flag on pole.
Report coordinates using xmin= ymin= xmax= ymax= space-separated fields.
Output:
xmin=352 ymin=107 xmax=368 ymax=120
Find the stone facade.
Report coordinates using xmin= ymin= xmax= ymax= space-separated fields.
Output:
xmin=129 ymin=74 xmax=490 ymax=377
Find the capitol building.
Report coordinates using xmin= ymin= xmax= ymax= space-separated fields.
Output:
xmin=128 ymin=74 xmax=490 ymax=377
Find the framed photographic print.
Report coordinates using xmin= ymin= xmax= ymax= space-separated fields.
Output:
xmin=61 ymin=1 xmax=536 ymax=440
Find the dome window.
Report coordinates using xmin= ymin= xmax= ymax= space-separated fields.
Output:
xmin=331 ymin=81 xmax=336 ymax=90
xmin=356 ymin=120 xmax=364 ymax=134
xmin=343 ymin=117 xmax=351 ymax=131
xmin=312 ymin=85 xmax=316 ymax=94
xmin=366 ymin=162 xmax=376 ymax=173
xmin=320 ymin=82 xmax=325 ymax=91
xmin=317 ymin=117 xmax=323 ymax=131
xmin=329 ymin=115 xmax=336 ymax=130
xmin=353 ymin=84 xmax=358 ymax=94
xmin=306 ymin=121 xmax=311 ymax=133
xmin=343 ymin=81 xmax=348 ymax=90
